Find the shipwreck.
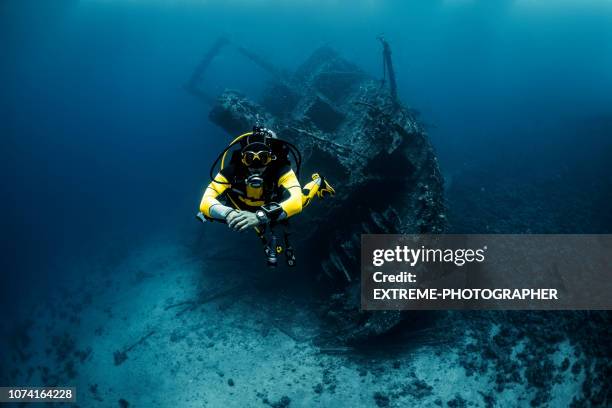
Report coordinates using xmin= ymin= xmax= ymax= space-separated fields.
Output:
xmin=187 ymin=37 xmax=445 ymax=343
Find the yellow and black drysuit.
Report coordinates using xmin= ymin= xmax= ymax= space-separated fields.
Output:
xmin=200 ymin=161 xmax=329 ymax=222
xmin=198 ymin=128 xmax=334 ymax=266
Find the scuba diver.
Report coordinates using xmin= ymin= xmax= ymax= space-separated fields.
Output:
xmin=198 ymin=126 xmax=335 ymax=267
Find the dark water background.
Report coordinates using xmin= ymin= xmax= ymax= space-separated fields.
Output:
xmin=1 ymin=0 xmax=611 ymax=314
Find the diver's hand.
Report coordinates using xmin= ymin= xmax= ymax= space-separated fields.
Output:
xmin=225 ymin=210 xmax=240 ymax=226
xmin=227 ymin=211 xmax=260 ymax=232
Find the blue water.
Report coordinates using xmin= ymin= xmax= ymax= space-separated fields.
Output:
xmin=1 ymin=0 xmax=611 ymax=311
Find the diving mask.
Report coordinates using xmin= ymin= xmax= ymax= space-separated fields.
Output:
xmin=241 ymin=150 xmax=275 ymax=167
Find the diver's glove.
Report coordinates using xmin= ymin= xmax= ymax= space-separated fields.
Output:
xmin=225 ymin=209 xmax=239 ymax=224
xmin=226 ymin=203 xmax=284 ymax=231
xmin=227 ymin=210 xmax=261 ymax=232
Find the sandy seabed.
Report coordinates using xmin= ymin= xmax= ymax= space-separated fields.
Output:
xmin=2 ymin=235 xmax=599 ymax=407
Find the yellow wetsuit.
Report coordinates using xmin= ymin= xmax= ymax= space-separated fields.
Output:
xmin=200 ymin=165 xmax=333 ymax=222
xmin=200 ymin=166 xmax=302 ymax=221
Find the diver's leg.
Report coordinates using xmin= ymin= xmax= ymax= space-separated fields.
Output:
xmin=281 ymin=221 xmax=296 ymax=267
xmin=264 ymin=225 xmax=279 ymax=268
xmin=255 ymin=224 xmax=278 ymax=268
xmin=256 ymin=224 xmax=268 ymax=246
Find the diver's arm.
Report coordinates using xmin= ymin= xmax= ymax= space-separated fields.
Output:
xmin=199 ymin=173 xmax=235 ymax=221
xmin=209 ymin=203 xmax=236 ymax=220
xmin=277 ymin=169 xmax=303 ymax=219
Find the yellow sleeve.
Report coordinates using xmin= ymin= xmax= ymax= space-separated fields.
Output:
xmin=278 ymin=169 xmax=303 ymax=218
xmin=200 ymin=173 xmax=230 ymax=217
